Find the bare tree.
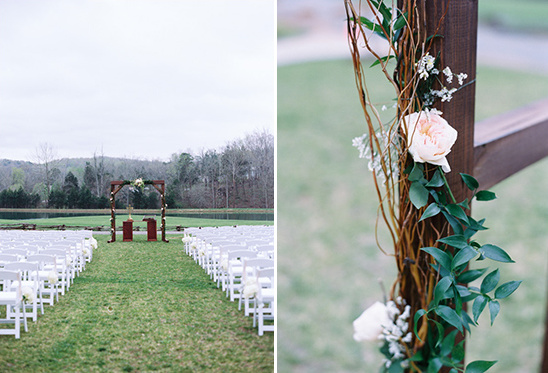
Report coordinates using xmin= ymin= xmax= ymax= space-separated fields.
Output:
xmin=245 ymin=129 xmax=274 ymax=208
xmin=33 ymin=142 xmax=58 ymax=205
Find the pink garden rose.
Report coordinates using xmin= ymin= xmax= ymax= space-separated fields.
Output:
xmin=402 ymin=111 xmax=458 ymax=172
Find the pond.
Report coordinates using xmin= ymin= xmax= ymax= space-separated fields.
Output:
xmin=0 ymin=211 xmax=274 ymax=222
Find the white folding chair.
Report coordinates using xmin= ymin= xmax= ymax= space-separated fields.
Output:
xmin=0 ymin=270 xmax=28 ymax=338
xmin=226 ymin=250 xmax=258 ymax=301
xmin=238 ymin=258 xmax=274 ymax=316
xmin=4 ymin=262 xmax=44 ymax=321
xmin=40 ymin=249 xmax=71 ymax=295
xmin=26 ymin=254 xmax=59 ymax=306
xmin=253 ymin=268 xmax=275 ymax=336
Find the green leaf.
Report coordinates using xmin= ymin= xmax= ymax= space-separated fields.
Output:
xmin=457 ymin=268 xmax=488 ymax=284
xmin=494 ymin=280 xmax=522 ymax=299
xmin=460 ymin=173 xmax=479 ymax=191
xmin=440 ymin=329 xmax=459 ymax=357
xmin=421 ymin=247 xmax=452 ymax=271
xmin=413 ymin=309 xmax=427 ymax=341
xmin=472 ymin=295 xmax=488 ymax=323
xmin=481 ymin=244 xmax=514 ymax=263
xmin=420 ymin=203 xmax=441 ymax=221
xmin=410 ymin=182 xmax=429 ymax=209
xmin=446 ymin=204 xmax=469 ymax=224
xmin=489 ymin=300 xmax=500 ymax=325
xmin=452 ymin=340 xmax=465 ymax=363
xmin=358 ymin=16 xmax=386 ymax=37
xmin=465 ymin=360 xmax=497 ymax=373
xmin=427 ymin=357 xmax=443 ymax=373
xmin=441 ymin=211 xmax=464 ymax=235
xmin=480 ymin=269 xmax=500 ymax=294
xmin=370 ymin=55 xmax=395 ymax=68
xmin=451 ymin=246 xmax=477 ymax=270
xmin=433 ymin=276 xmax=453 ymax=306
xmin=435 ymin=305 xmax=463 ymax=332
xmin=438 ymin=235 xmax=469 ymax=249
xmin=475 ymin=190 xmax=497 ymax=201
xmin=426 ymin=169 xmax=444 ymax=187
xmin=408 ymin=162 xmax=424 ymax=182
xmin=393 ymin=11 xmax=408 ymax=30
xmin=461 ymin=310 xmax=476 ymax=333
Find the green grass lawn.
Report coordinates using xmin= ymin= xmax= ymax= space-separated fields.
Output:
xmin=278 ymin=59 xmax=548 ymax=372
xmin=0 ymin=235 xmax=274 ymax=372
xmin=0 ymin=215 xmax=273 ymax=230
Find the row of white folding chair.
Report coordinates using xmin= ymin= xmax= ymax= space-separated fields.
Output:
xmin=181 ymin=233 xmax=275 ymax=336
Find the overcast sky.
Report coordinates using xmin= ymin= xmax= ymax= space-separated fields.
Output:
xmin=0 ymin=0 xmax=275 ymax=162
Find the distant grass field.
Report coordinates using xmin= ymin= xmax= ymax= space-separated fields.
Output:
xmin=479 ymin=0 xmax=548 ymax=33
xmin=0 ymin=235 xmax=274 ymax=372
xmin=0 ymin=215 xmax=273 ymax=230
xmin=278 ymin=59 xmax=548 ymax=372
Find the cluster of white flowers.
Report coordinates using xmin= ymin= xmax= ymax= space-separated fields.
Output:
xmin=380 ymin=297 xmax=412 ymax=368
xmin=47 ymin=270 xmax=58 ymax=285
xmin=430 ymin=86 xmax=458 ymax=102
xmin=22 ymin=286 xmax=34 ymax=304
xmin=242 ymin=277 xmax=259 ymax=298
xmin=90 ymin=237 xmax=98 ymax=249
xmin=416 ymin=53 xmax=438 ymax=80
xmin=182 ymin=234 xmax=193 ymax=244
xmin=416 ymin=53 xmax=469 ymax=106
xmin=352 ymin=131 xmax=399 ymax=184
xmin=133 ymin=178 xmax=144 ymax=188
xmin=190 ymin=242 xmax=198 ymax=251
xmin=83 ymin=247 xmax=90 ymax=258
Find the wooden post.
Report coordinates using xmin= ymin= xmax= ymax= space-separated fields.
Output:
xmin=402 ymin=1 xmax=478 ymax=370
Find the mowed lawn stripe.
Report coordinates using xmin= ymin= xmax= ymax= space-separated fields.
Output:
xmin=0 ymin=234 xmax=274 ymax=372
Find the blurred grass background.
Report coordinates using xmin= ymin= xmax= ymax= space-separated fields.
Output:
xmin=277 ymin=58 xmax=548 ymax=372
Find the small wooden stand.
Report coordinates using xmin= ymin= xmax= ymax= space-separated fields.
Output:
xmin=144 ymin=218 xmax=157 ymax=242
xmin=123 ymin=220 xmax=133 ymax=242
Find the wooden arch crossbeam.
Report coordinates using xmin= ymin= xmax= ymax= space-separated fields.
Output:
xmin=107 ymin=180 xmax=168 ymax=243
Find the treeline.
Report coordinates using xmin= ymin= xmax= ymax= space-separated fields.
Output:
xmin=0 ymin=130 xmax=274 ymax=210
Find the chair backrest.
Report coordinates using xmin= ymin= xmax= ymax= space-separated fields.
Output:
xmin=3 ymin=262 xmax=40 ymax=282
xmin=0 ymin=270 xmax=22 ymax=297
xmin=27 ymin=254 xmax=57 ymax=271
xmin=228 ymin=250 xmax=257 ymax=261
xmin=0 ymin=254 xmax=19 ymax=264
xmin=41 ymin=249 xmax=68 ymax=258
xmin=256 ymin=268 xmax=275 ymax=286
xmin=2 ymin=248 xmax=28 ymax=258
xmin=243 ymin=258 xmax=274 ymax=281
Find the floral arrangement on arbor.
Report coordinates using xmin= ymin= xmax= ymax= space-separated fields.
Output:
xmin=345 ymin=1 xmax=521 ymax=372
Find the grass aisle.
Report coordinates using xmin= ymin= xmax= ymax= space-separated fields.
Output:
xmin=0 ymin=235 xmax=274 ymax=372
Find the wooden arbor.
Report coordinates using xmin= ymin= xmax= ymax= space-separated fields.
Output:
xmin=398 ymin=1 xmax=548 ymax=371
xmin=107 ymin=180 xmax=168 ymax=243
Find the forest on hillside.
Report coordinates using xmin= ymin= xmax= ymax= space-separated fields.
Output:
xmin=0 ymin=130 xmax=274 ymax=210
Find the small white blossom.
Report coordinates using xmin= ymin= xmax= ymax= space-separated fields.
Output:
xmin=457 ymin=72 xmax=468 ymax=86
xmin=443 ymin=66 xmax=453 ymax=83
xmin=381 ymin=105 xmax=387 ymax=111
xmin=416 ymin=53 xmax=436 ymax=80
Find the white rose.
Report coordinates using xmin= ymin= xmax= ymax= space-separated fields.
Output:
xmin=243 ymin=278 xmax=259 ymax=298
xmin=47 ymin=271 xmax=58 ymax=285
xmin=353 ymin=301 xmax=391 ymax=342
xmin=22 ymin=286 xmax=34 ymax=304
xmin=402 ymin=111 xmax=457 ymax=173
xmin=90 ymin=237 xmax=98 ymax=249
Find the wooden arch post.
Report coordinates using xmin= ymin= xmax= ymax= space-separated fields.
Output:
xmin=108 ymin=180 xmax=168 ymax=243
